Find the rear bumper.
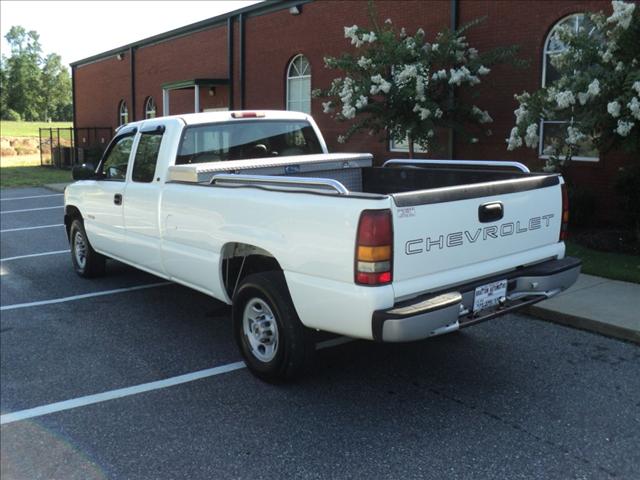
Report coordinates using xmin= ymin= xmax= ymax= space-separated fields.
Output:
xmin=372 ymin=256 xmax=581 ymax=342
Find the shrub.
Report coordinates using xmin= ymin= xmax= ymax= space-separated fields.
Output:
xmin=615 ymin=163 xmax=640 ymax=240
xmin=567 ymin=185 xmax=597 ymax=227
xmin=1 ymin=108 xmax=21 ymax=121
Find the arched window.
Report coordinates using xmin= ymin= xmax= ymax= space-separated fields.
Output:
xmin=118 ymin=100 xmax=129 ymax=126
xmin=540 ymin=14 xmax=598 ymax=160
xmin=286 ymin=54 xmax=311 ymax=114
xmin=144 ymin=96 xmax=157 ymax=119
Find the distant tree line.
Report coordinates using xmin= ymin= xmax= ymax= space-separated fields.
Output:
xmin=0 ymin=26 xmax=72 ymax=122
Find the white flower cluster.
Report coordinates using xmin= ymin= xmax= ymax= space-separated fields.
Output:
xmin=355 ymin=95 xmax=368 ymax=109
xmin=370 ymin=74 xmax=391 ymax=95
xmin=413 ymin=104 xmax=431 ymax=120
xmin=608 ymin=101 xmax=621 ymax=117
xmin=633 ymin=81 xmax=640 ymax=94
xmin=616 ymin=120 xmax=634 ymax=136
xmin=524 ymin=124 xmax=539 ymax=148
xmin=506 ymin=127 xmax=523 ymax=151
xmin=448 ymin=66 xmax=480 ymax=86
xmin=339 ymin=77 xmax=356 ymax=119
xmin=628 ymin=97 xmax=640 ymax=120
xmin=565 ymin=126 xmax=585 ymax=145
xmin=477 ymin=66 xmax=491 ymax=76
xmin=514 ymin=104 xmax=528 ymax=126
xmin=322 ymin=101 xmax=333 ymax=113
xmin=472 ymin=105 xmax=493 ymax=124
xmin=554 ymin=90 xmax=576 ymax=109
xmin=431 ymin=69 xmax=447 ymax=81
xmin=357 ymin=56 xmax=372 ymax=69
xmin=577 ymin=78 xmax=601 ymax=105
xmin=607 ymin=1 xmax=636 ymax=30
xmin=344 ymin=25 xmax=377 ymax=48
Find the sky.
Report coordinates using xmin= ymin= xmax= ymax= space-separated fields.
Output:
xmin=0 ymin=1 xmax=261 ymax=67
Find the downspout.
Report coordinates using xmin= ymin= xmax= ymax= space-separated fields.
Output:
xmin=71 ymin=65 xmax=77 ymax=130
xmin=228 ymin=16 xmax=235 ymax=110
xmin=71 ymin=65 xmax=77 ymax=165
xmin=448 ymin=0 xmax=459 ymax=159
xmin=129 ymin=47 xmax=136 ymax=121
xmin=239 ymin=12 xmax=245 ymax=109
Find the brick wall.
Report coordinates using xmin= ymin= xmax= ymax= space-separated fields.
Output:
xmin=73 ymin=0 xmax=630 ymax=224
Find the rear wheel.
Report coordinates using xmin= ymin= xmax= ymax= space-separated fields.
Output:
xmin=70 ymin=219 xmax=106 ymax=278
xmin=232 ymin=271 xmax=314 ymax=382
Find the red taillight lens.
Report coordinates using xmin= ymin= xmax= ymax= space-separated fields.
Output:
xmin=560 ymin=183 xmax=569 ymax=241
xmin=355 ymin=210 xmax=393 ymax=286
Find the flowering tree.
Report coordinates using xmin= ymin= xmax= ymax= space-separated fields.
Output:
xmin=506 ymin=0 xmax=639 ymax=170
xmin=314 ymin=11 xmax=519 ymax=157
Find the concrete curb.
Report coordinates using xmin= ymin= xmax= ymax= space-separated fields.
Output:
xmin=526 ymin=305 xmax=640 ymax=345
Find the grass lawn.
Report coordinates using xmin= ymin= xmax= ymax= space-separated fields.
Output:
xmin=1 ymin=120 xmax=73 ymax=137
xmin=0 ymin=166 xmax=71 ymax=188
xmin=566 ymin=240 xmax=640 ymax=284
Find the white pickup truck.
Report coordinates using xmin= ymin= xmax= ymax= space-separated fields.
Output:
xmin=66 ymin=110 xmax=580 ymax=381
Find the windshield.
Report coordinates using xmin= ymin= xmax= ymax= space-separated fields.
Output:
xmin=176 ymin=120 xmax=323 ymax=164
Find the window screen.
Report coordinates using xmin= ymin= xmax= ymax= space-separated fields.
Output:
xmin=132 ymin=132 xmax=163 ymax=182
xmin=176 ymin=120 xmax=322 ymax=165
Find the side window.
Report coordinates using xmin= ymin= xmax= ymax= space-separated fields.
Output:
xmin=101 ymin=136 xmax=134 ymax=181
xmin=132 ymin=132 xmax=163 ymax=182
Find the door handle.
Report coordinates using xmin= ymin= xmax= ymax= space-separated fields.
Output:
xmin=114 ymin=193 xmax=123 ymax=206
xmin=478 ymin=201 xmax=503 ymax=223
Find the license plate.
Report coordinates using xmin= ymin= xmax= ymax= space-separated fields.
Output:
xmin=473 ymin=279 xmax=508 ymax=313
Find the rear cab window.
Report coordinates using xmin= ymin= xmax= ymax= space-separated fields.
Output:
xmin=175 ymin=120 xmax=322 ymax=165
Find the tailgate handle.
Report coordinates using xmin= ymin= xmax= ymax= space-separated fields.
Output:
xmin=478 ymin=202 xmax=503 ymax=223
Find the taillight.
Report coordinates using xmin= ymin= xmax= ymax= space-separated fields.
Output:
xmin=560 ymin=183 xmax=569 ymax=241
xmin=355 ymin=209 xmax=393 ymax=285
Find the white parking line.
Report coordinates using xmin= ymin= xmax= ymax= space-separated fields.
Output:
xmin=0 ymin=361 xmax=247 ymax=425
xmin=1 ymin=206 xmax=64 ymax=214
xmin=0 ymin=224 xmax=64 ymax=233
xmin=0 ymin=337 xmax=357 ymax=425
xmin=0 ymin=194 xmax=63 ymax=201
xmin=1 ymin=250 xmax=68 ymax=262
xmin=0 ymin=281 xmax=172 ymax=311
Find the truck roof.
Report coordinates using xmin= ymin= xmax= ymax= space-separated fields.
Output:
xmin=119 ymin=110 xmax=312 ymax=131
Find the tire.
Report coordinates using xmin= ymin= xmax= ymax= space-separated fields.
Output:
xmin=232 ymin=271 xmax=314 ymax=382
xmin=69 ymin=218 xmax=106 ymax=278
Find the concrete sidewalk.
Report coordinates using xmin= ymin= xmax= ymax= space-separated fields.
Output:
xmin=528 ymin=274 xmax=640 ymax=344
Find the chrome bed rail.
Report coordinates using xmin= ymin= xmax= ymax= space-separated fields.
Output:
xmin=382 ymin=159 xmax=530 ymax=173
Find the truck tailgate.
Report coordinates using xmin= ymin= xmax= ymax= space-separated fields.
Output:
xmin=391 ymin=176 xmax=563 ymax=298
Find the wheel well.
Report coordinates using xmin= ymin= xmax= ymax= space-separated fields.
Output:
xmin=64 ymin=205 xmax=82 ymax=239
xmin=221 ymin=243 xmax=282 ymax=299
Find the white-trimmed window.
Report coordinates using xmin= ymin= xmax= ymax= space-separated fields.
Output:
xmin=286 ymin=54 xmax=311 ymax=114
xmin=144 ymin=96 xmax=156 ymax=119
xmin=118 ymin=100 xmax=129 ymax=126
xmin=540 ymin=14 xmax=598 ymax=161
xmin=389 ymin=137 xmax=428 ymax=153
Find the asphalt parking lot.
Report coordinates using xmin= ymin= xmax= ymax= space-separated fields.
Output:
xmin=1 ymin=186 xmax=639 ymax=480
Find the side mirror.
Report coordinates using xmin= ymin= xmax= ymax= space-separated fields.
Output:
xmin=72 ymin=163 xmax=96 ymax=180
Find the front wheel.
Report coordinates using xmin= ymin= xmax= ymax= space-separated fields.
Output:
xmin=232 ymin=271 xmax=314 ymax=382
xmin=69 ymin=219 xmax=106 ymax=278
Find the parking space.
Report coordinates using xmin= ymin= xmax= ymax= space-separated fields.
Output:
xmin=1 ymin=187 xmax=639 ymax=479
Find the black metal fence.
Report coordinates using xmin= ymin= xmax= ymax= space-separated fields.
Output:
xmin=39 ymin=127 xmax=113 ymax=169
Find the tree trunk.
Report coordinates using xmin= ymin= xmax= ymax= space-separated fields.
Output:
xmin=407 ymin=133 xmax=415 ymax=159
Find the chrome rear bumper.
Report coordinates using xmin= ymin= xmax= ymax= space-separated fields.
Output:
xmin=372 ymin=257 xmax=581 ymax=342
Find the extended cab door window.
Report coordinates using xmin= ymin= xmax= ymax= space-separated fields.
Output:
xmin=100 ymin=136 xmax=134 ymax=181
xmin=132 ymin=130 xmax=164 ymax=183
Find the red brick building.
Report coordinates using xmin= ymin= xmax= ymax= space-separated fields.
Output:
xmin=71 ymin=0 xmax=630 ymax=223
